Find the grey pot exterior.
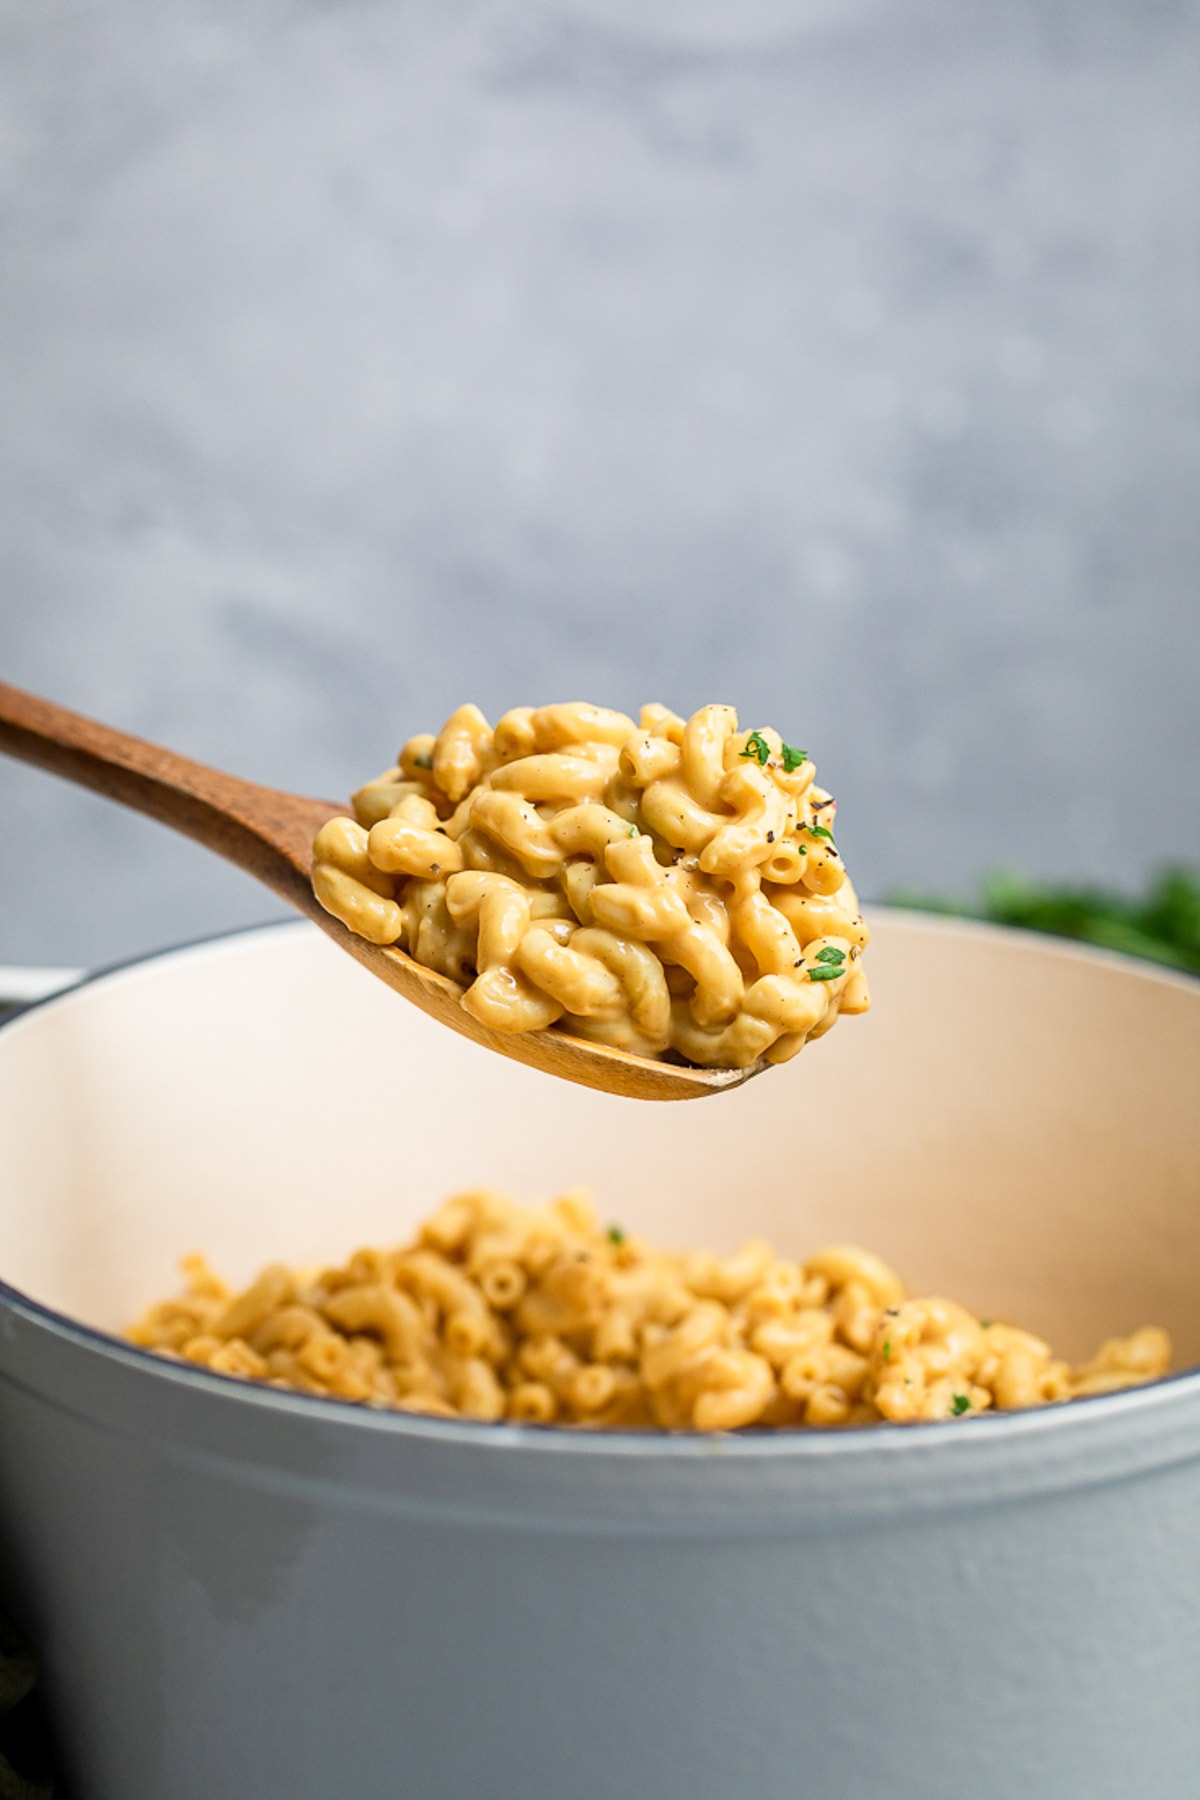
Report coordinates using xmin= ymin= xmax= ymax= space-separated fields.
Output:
xmin=2 ymin=1300 xmax=1200 ymax=1800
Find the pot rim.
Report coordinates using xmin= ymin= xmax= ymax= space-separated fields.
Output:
xmin=2 ymin=911 xmax=1198 ymax=1472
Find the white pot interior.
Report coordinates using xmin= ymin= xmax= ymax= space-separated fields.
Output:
xmin=2 ymin=913 xmax=1198 ymax=1372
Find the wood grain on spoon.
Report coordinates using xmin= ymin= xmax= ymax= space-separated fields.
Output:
xmin=0 ymin=681 xmax=761 ymax=1100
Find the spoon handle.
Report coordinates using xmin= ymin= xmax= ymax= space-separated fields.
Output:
xmin=0 ymin=680 xmax=336 ymax=902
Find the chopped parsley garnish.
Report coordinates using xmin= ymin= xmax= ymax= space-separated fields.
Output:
xmin=950 ymin=1394 xmax=971 ymax=1416
xmin=740 ymin=732 xmax=809 ymax=773
xmin=980 ymin=1319 xmax=993 ymax=1330
xmin=606 ymin=1224 xmax=626 ymax=1245
xmin=882 ymin=1340 xmax=892 ymax=1362
xmin=628 ymin=824 xmax=640 ymax=836
xmin=413 ymin=752 xmax=433 ymax=770
xmin=806 ymin=822 xmax=836 ymax=844
xmin=809 ymin=946 xmax=846 ymax=980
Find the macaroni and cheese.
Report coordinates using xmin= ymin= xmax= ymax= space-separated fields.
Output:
xmin=310 ymin=703 xmax=870 ymax=1068
xmin=129 ymin=1188 xmax=1170 ymax=1430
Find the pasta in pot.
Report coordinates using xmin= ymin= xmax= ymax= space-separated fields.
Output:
xmin=128 ymin=1189 xmax=1172 ymax=1431
xmin=310 ymin=703 xmax=871 ymax=1069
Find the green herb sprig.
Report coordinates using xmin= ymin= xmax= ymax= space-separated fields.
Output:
xmin=891 ymin=866 xmax=1200 ymax=977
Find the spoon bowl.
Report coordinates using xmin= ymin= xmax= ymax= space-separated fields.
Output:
xmin=0 ymin=681 xmax=759 ymax=1099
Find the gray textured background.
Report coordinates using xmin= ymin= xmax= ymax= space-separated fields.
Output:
xmin=1 ymin=0 xmax=1197 ymax=969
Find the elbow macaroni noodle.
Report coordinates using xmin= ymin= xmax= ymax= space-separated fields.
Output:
xmin=310 ymin=703 xmax=871 ymax=1067
xmin=129 ymin=1189 xmax=1171 ymax=1430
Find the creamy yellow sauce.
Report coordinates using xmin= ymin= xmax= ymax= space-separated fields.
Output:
xmin=310 ymin=702 xmax=869 ymax=1068
xmin=129 ymin=1187 xmax=1171 ymax=1430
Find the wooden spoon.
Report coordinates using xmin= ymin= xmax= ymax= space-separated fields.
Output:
xmin=0 ymin=681 xmax=761 ymax=1100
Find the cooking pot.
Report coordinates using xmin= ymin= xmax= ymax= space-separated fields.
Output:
xmin=1 ymin=912 xmax=1198 ymax=1800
